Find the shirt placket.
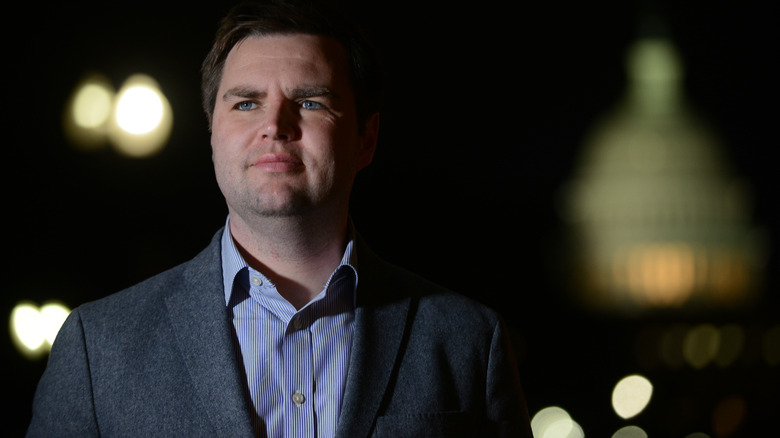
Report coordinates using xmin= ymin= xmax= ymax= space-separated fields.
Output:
xmin=282 ymin=311 xmax=316 ymax=437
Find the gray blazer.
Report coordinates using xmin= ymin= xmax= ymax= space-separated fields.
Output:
xmin=27 ymin=229 xmax=532 ymax=437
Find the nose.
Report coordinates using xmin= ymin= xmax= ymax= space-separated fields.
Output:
xmin=262 ymin=100 xmax=300 ymax=141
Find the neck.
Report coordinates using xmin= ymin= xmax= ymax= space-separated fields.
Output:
xmin=228 ymin=211 xmax=349 ymax=310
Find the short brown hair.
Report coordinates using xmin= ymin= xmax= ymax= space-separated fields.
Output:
xmin=201 ymin=0 xmax=384 ymax=131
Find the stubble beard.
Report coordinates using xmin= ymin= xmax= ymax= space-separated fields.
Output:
xmin=219 ymin=162 xmax=349 ymax=229
xmin=239 ymin=185 xmax=315 ymax=219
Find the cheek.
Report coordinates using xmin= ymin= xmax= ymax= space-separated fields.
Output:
xmin=210 ymin=127 xmax=240 ymax=181
xmin=210 ymin=132 xmax=226 ymax=167
xmin=210 ymin=119 xmax=246 ymax=160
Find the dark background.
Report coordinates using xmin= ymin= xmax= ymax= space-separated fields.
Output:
xmin=4 ymin=0 xmax=777 ymax=436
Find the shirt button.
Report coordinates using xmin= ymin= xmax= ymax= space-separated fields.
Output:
xmin=251 ymin=276 xmax=263 ymax=286
xmin=292 ymin=391 xmax=306 ymax=406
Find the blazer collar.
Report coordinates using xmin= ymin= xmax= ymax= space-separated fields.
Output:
xmin=164 ymin=229 xmax=255 ymax=437
xmin=335 ymin=235 xmax=413 ymax=438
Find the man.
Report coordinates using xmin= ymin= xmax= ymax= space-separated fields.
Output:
xmin=27 ymin=1 xmax=533 ymax=436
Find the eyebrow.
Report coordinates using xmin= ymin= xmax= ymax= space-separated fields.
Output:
xmin=293 ymin=86 xmax=336 ymax=100
xmin=222 ymin=86 xmax=264 ymax=101
xmin=222 ymin=86 xmax=337 ymax=101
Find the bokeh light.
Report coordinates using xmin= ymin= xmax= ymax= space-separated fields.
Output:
xmin=115 ymin=84 xmax=165 ymax=135
xmin=612 ymin=374 xmax=653 ymax=419
xmin=63 ymin=74 xmax=115 ymax=150
xmin=531 ymin=406 xmax=585 ymax=438
xmin=643 ymin=323 xmax=760 ymax=370
xmin=683 ymin=324 xmax=720 ymax=369
xmin=63 ymin=73 xmax=172 ymax=158
xmin=73 ymin=83 xmax=114 ymax=129
xmin=612 ymin=425 xmax=648 ymax=438
xmin=108 ymin=74 xmax=173 ymax=158
xmin=711 ymin=396 xmax=746 ymax=437
xmin=10 ymin=301 xmax=71 ymax=360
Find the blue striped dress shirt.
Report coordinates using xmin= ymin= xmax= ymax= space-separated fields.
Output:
xmin=221 ymin=218 xmax=357 ymax=438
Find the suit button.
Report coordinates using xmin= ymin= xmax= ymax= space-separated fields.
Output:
xmin=292 ymin=391 xmax=305 ymax=406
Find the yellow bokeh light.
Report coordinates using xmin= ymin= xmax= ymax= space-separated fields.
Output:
xmin=612 ymin=425 xmax=648 ymax=438
xmin=115 ymin=85 xmax=164 ymax=134
xmin=108 ymin=74 xmax=173 ymax=158
xmin=10 ymin=301 xmax=71 ymax=359
xmin=531 ymin=406 xmax=585 ymax=438
xmin=63 ymin=72 xmax=173 ymax=158
xmin=612 ymin=374 xmax=653 ymax=419
xmin=683 ymin=324 xmax=720 ymax=369
xmin=73 ymin=83 xmax=114 ymax=129
xmin=653 ymin=323 xmax=752 ymax=370
xmin=11 ymin=303 xmax=46 ymax=352
xmin=63 ymin=74 xmax=115 ymax=150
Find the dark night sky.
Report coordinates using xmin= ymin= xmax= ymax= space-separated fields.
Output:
xmin=4 ymin=0 xmax=777 ymax=435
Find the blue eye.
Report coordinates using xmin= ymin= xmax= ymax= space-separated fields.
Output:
xmin=235 ymin=101 xmax=256 ymax=111
xmin=301 ymin=100 xmax=324 ymax=110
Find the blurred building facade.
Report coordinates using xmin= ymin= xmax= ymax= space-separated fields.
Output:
xmin=560 ymin=34 xmax=766 ymax=316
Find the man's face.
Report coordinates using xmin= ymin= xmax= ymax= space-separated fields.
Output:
xmin=211 ymin=34 xmax=377 ymax=221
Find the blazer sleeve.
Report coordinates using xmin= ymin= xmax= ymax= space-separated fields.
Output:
xmin=484 ymin=320 xmax=533 ymax=438
xmin=27 ymin=309 xmax=99 ymax=437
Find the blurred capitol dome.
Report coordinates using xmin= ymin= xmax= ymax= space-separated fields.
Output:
xmin=559 ymin=35 xmax=766 ymax=315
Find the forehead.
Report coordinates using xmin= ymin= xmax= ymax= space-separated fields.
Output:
xmin=221 ymin=34 xmax=351 ymax=87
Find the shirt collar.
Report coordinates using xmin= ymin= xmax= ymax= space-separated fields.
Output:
xmin=220 ymin=215 xmax=358 ymax=306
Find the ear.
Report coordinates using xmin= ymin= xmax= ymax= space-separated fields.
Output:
xmin=357 ymin=112 xmax=380 ymax=170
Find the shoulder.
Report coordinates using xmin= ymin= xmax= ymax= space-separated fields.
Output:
xmin=77 ymin=261 xmax=185 ymax=320
xmin=403 ymin=266 xmax=503 ymax=335
xmin=357 ymin=238 xmax=503 ymax=333
xmin=76 ymin=229 xmax=224 ymax=325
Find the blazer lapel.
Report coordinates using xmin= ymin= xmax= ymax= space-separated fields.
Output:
xmin=335 ymin=238 xmax=413 ymax=438
xmin=164 ymin=231 xmax=255 ymax=437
